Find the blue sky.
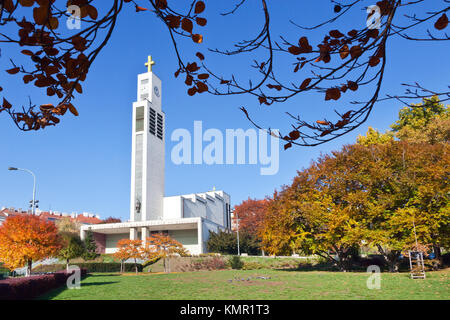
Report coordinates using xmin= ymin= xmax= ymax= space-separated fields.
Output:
xmin=0 ymin=1 xmax=448 ymax=221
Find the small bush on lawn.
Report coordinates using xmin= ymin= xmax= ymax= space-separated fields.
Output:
xmin=0 ymin=269 xmax=87 ymax=300
xmin=242 ymin=262 xmax=264 ymax=270
xmin=228 ymin=256 xmax=244 ymax=270
xmin=33 ymin=263 xmax=143 ymax=273
xmin=188 ymin=257 xmax=227 ymax=271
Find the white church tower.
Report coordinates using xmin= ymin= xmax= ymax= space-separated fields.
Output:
xmin=81 ymin=56 xmax=231 ymax=255
xmin=130 ymin=56 xmax=165 ymax=222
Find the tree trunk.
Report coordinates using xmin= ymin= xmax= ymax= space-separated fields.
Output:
xmin=167 ymin=257 xmax=170 ymax=273
xmin=134 ymin=258 xmax=138 ymax=275
xmin=66 ymin=259 xmax=70 ymax=272
xmin=27 ymin=259 xmax=32 ymax=277
xmin=433 ymin=245 xmax=442 ymax=266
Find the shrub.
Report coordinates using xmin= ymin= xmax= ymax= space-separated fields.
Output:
xmin=228 ymin=256 xmax=244 ymax=270
xmin=0 ymin=269 xmax=87 ymax=300
xmin=242 ymin=261 xmax=264 ymax=270
xmin=33 ymin=263 xmax=143 ymax=273
xmin=188 ymin=257 xmax=227 ymax=271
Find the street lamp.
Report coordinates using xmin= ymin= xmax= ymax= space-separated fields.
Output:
xmin=8 ymin=167 xmax=37 ymax=215
xmin=232 ymin=209 xmax=241 ymax=256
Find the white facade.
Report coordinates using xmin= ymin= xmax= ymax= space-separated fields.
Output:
xmin=81 ymin=60 xmax=231 ymax=255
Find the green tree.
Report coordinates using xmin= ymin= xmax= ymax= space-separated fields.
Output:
xmin=357 ymin=127 xmax=394 ymax=146
xmin=58 ymin=232 xmax=84 ymax=271
xmin=55 ymin=217 xmax=82 ymax=234
xmin=207 ymin=231 xmax=261 ymax=256
xmin=391 ymin=96 xmax=449 ymax=144
xmin=82 ymin=230 xmax=98 ymax=261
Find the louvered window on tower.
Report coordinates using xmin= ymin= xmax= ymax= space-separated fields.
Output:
xmin=157 ymin=113 xmax=164 ymax=140
xmin=149 ymin=108 xmax=156 ymax=135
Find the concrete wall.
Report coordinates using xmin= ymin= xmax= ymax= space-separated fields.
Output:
xmin=105 ymin=233 xmax=129 ymax=254
xmin=163 ymin=196 xmax=183 ymax=219
xmin=168 ymin=229 xmax=200 ymax=255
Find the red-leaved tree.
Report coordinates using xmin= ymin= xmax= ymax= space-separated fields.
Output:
xmin=233 ymin=198 xmax=269 ymax=238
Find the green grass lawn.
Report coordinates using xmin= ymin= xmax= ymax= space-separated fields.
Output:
xmin=39 ymin=268 xmax=450 ymax=300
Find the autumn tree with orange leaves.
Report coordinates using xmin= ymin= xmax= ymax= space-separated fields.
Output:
xmin=142 ymin=233 xmax=187 ymax=273
xmin=0 ymin=1 xmax=448 ymax=148
xmin=0 ymin=215 xmax=61 ymax=276
xmin=114 ymin=239 xmax=143 ymax=274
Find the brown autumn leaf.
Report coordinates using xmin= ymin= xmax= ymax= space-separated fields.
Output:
xmin=198 ymin=73 xmax=209 ymax=80
xmin=320 ymin=130 xmax=332 ymax=137
xmin=195 ymin=1 xmax=206 ymax=14
xmin=2 ymin=98 xmax=12 ymax=109
xmin=155 ymin=0 xmax=168 ymax=10
xmin=6 ymin=67 xmax=20 ymax=75
xmin=185 ymin=74 xmax=193 ymax=86
xmin=284 ymin=142 xmax=293 ymax=150
xmin=267 ymin=84 xmax=282 ymax=91
xmin=288 ymin=46 xmax=302 ymax=55
xmin=435 ymin=13 xmax=448 ymax=30
xmin=68 ymin=103 xmax=79 ymax=116
xmin=188 ymin=87 xmax=197 ymax=96
xmin=135 ymin=6 xmax=148 ymax=12
xmin=21 ymin=49 xmax=34 ymax=56
xmin=23 ymin=74 xmax=35 ymax=84
xmin=329 ymin=30 xmax=344 ymax=38
xmin=289 ymin=130 xmax=300 ymax=140
xmin=196 ymin=81 xmax=208 ymax=93
xmin=325 ymin=88 xmax=341 ymax=101
xmin=369 ymin=56 xmax=380 ymax=67
xmin=350 ymin=45 xmax=363 ymax=59
xmin=347 ymin=81 xmax=358 ymax=91
xmin=258 ymin=96 xmax=267 ymax=105
xmin=182 ymin=18 xmax=193 ymax=33
xmin=316 ymin=120 xmax=330 ymax=126
xmin=196 ymin=52 xmax=205 ymax=60
xmin=300 ymin=78 xmax=312 ymax=90
xmin=192 ymin=34 xmax=203 ymax=44
xmin=186 ymin=62 xmax=200 ymax=73
xmin=339 ymin=45 xmax=349 ymax=59
xmin=40 ymin=104 xmax=54 ymax=112
xmin=196 ymin=17 xmax=207 ymax=26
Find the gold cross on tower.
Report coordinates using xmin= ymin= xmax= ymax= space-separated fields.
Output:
xmin=145 ymin=55 xmax=156 ymax=73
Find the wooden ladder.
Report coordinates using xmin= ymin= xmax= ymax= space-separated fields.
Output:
xmin=409 ymin=251 xmax=426 ymax=279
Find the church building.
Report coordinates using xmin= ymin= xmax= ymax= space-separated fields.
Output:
xmin=80 ymin=57 xmax=232 ymax=255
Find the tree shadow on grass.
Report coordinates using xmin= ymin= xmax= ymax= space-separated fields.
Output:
xmin=275 ymin=262 xmax=377 ymax=273
xmin=36 ymin=275 xmax=120 ymax=300
xmin=81 ymin=281 xmax=120 ymax=287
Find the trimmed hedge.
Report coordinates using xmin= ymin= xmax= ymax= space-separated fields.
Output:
xmin=33 ymin=263 xmax=143 ymax=273
xmin=0 ymin=269 xmax=87 ymax=300
xmin=442 ymin=252 xmax=450 ymax=266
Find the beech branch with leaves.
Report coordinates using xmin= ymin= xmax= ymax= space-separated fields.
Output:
xmin=0 ymin=0 xmax=448 ymax=148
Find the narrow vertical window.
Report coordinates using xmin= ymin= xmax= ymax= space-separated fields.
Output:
xmin=135 ymin=107 xmax=144 ymax=133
